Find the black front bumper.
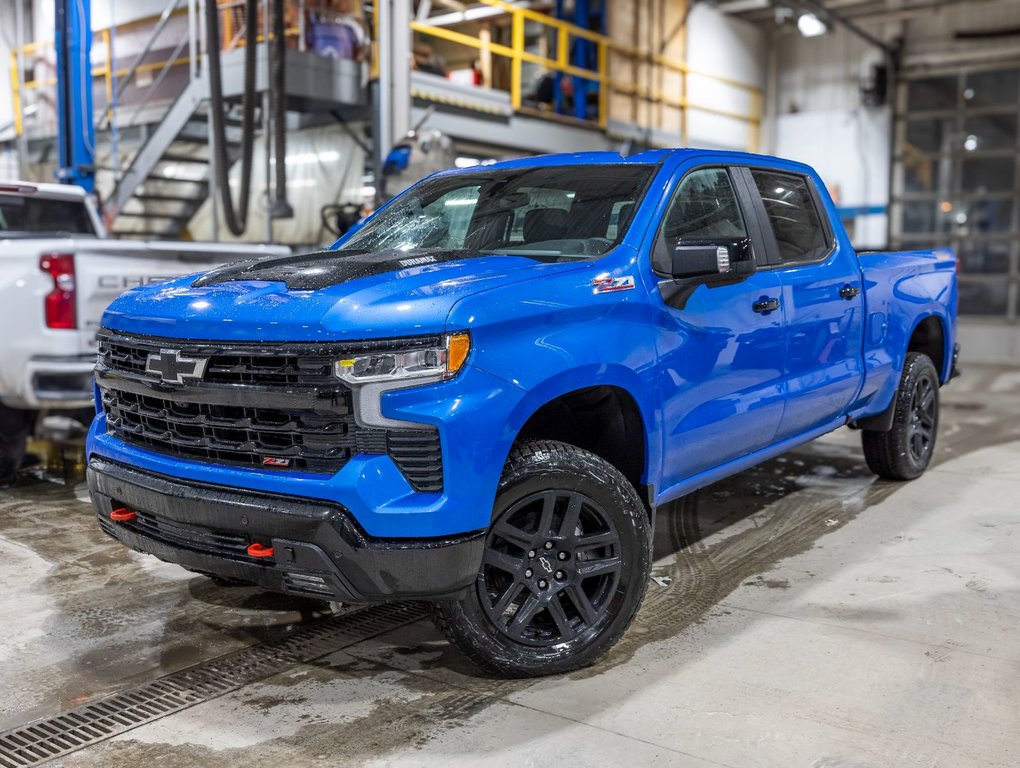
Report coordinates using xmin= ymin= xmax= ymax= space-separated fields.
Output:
xmin=88 ymin=458 xmax=484 ymax=603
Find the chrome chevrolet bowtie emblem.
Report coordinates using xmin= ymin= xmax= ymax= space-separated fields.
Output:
xmin=145 ymin=349 xmax=208 ymax=385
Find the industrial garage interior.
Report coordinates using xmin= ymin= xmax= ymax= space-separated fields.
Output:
xmin=1 ymin=0 xmax=1019 ymax=765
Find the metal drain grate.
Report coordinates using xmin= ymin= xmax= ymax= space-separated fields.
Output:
xmin=0 ymin=602 xmax=429 ymax=768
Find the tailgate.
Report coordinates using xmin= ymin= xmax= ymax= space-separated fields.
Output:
xmin=74 ymin=242 xmax=289 ymax=349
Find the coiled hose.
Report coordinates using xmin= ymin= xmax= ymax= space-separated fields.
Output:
xmin=270 ymin=0 xmax=291 ymax=217
xmin=204 ymin=0 xmax=258 ymax=236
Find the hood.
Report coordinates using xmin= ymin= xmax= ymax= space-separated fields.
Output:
xmin=101 ymin=249 xmax=587 ymax=342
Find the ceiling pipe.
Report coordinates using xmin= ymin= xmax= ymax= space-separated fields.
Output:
xmin=841 ymin=0 xmax=1020 ymax=25
xmin=791 ymin=0 xmax=901 ymax=64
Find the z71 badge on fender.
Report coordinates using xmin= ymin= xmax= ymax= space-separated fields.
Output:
xmin=592 ymin=274 xmax=636 ymax=294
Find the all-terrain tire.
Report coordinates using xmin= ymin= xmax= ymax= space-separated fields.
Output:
xmin=862 ymin=352 xmax=940 ymax=481
xmin=435 ymin=440 xmax=651 ymax=678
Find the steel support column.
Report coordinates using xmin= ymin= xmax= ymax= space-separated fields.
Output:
xmin=374 ymin=0 xmax=412 ymax=206
xmin=55 ymin=0 xmax=96 ymax=192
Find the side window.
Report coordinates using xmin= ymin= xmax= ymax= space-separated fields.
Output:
xmin=653 ymin=167 xmax=748 ymax=274
xmin=750 ymin=171 xmax=830 ymax=263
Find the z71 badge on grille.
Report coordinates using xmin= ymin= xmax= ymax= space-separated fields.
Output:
xmin=145 ymin=349 xmax=209 ymax=384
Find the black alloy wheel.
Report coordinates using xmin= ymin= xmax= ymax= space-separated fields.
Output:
xmin=479 ymin=489 xmax=622 ymax=647
xmin=435 ymin=440 xmax=651 ymax=677
xmin=907 ymin=372 xmax=937 ymax=465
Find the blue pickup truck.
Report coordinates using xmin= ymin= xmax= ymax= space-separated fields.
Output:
xmin=88 ymin=149 xmax=958 ymax=677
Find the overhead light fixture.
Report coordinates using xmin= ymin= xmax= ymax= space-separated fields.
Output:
xmin=797 ymin=13 xmax=829 ymax=37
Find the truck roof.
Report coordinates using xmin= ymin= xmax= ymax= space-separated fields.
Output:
xmin=446 ymin=148 xmax=812 ymax=174
xmin=0 ymin=180 xmax=87 ymax=201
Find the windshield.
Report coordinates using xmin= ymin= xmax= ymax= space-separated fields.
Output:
xmin=0 ymin=195 xmax=96 ymax=235
xmin=338 ymin=164 xmax=654 ymax=262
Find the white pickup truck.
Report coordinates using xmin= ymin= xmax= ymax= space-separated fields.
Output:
xmin=0 ymin=181 xmax=288 ymax=485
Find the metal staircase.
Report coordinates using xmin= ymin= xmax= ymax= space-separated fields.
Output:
xmin=102 ymin=0 xmax=368 ymax=241
xmin=109 ymin=78 xmax=247 ymax=239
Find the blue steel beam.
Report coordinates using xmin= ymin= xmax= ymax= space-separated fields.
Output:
xmin=553 ymin=0 xmax=604 ymax=121
xmin=55 ymin=0 xmax=96 ymax=192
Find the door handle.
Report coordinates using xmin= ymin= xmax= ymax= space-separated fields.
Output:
xmin=839 ymin=284 xmax=860 ymax=300
xmin=752 ymin=297 xmax=780 ymax=314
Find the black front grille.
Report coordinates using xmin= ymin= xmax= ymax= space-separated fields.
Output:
xmin=96 ymin=330 xmax=442 ymax=389
xmin=102 ymin=388 xmax=366 ymax=473
xmin=203 ymin=354 xmax=334 ymax=386
xmin=96 ymin=331 xmax=444 ymax=490
xmin=101 ymin=336 xmax=149 ymax=375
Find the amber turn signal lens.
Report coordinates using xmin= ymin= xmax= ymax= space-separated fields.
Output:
xmin=447 ymin=333 xmax=471 ymax=376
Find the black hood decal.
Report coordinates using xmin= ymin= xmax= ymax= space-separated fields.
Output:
xmin=192 ymin=249 xmax=497 ymax=291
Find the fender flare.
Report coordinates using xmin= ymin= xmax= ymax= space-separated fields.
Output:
xmin=855 ymin=312 xmax=950 ymax=433
xmin=497 ymin=363 xmax=660 ymax=493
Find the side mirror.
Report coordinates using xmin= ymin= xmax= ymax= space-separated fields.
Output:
xmin=670 ymin=238 xmax=755 ymax=281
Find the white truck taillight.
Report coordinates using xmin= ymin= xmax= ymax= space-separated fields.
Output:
xmin=39 ymin=253 xmax=77 ymax=329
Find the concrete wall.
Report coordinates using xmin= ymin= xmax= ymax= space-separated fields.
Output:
xmin=686 ymin=4 xmax=766 ymax=152
xmin=770 ymin=23 xmax=890 ymax=249
xmin=603 ymin=1 xmax=764 ymax=152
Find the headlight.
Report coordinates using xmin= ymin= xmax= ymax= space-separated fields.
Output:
xmin=335 ymin=333 xmax=471 ymax=384
xmin=337 ymin=333 xmax=471 ymax=430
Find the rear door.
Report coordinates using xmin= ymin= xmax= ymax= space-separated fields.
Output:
xmin=739 ymin=167 xmax=866 ymax=440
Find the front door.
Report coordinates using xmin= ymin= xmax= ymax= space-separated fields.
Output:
xmin=651 ymin=166 xmax=787 ymax=488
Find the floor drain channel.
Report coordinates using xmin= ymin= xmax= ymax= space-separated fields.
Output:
xmin=0 ymin=602 xmax=429 ymax=768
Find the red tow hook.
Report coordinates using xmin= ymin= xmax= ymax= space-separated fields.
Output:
xmin=247 ymin=542 xmax=275 ymax=559
xmin=110 ymin=507 xmax=137 ymax=522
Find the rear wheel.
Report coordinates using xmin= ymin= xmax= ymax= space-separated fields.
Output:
xmin=862 ymin=352 xmax=940 ymax=480
xmin=435 ymin=440 xmax=651 ymax=678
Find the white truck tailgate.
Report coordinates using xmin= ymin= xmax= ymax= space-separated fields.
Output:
xmin=74 ymin=242 xmax=289 ymax=349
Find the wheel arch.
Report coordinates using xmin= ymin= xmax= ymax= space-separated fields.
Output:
xmin=501 ymin=368 xmax=657 ymax=510
xmin=906 ymin=313 xmax=950 ymax=383
xmin=855 ymin=313 xmax=949 ymax=432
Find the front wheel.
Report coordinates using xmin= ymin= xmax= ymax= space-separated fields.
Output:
xmin=862 ymin=351 xmax=940 ymax=481
xmin=435 ymin=440 xmax=651 ymax=678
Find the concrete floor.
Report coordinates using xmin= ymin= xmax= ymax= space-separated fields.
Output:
xmin=2 ymin=366 xmax=1019 ymax=767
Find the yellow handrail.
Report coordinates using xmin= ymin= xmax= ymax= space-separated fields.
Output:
xmin=9 ymin=51 xmax=23 ymax=137
xmin=408 ymin=0 xmax=762 ymax=150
